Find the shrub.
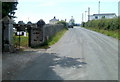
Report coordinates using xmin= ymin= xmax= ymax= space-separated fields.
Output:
xmin=83 ymin=17 xmax=119 ymax=31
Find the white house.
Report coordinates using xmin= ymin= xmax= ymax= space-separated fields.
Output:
xmin=49 ymin=16 xmax=59 ymax=24
xmin=90 ymin=13 xmax=117 ymax=20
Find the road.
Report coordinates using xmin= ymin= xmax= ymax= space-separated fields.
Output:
xmin=9 ymin=27 xmax=118 ymax=80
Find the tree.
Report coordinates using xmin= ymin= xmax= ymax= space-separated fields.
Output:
xmin=57 ymin=20 xmax=67 ymax=27
xmin=27 ymin=21 xmax=32 ymax=25
xmin=2 ymin=1 xmax=18 ymax=18
xmin=18 ymin=21 xmax=25 ymax=25
xmin=69 ymin=16 xmax=75 ymax=26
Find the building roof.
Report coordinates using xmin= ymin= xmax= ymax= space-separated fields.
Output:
xmin=49 ymin=16 xmax=59 ymax=22
xmin=93 ymin=13 xmax=116 ymax=16
xmin=50 ymin=19 xmax=59 ymax=22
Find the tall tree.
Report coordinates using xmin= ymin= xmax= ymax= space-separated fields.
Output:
xmin=69 ymin=16 xmax=75 ymax=26
xmin=2 ymin=1 xmax=18 ymax=18
xmin=57 ymin=20 xmax=67 ymax=27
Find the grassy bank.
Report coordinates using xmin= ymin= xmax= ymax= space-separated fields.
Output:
xmin=83 ymin=27 xmax=119 ymax=40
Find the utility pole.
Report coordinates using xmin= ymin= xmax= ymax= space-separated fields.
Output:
xmin=98 ymin=1 xmax=100 ymax=14
xmin=82 ymin=13 xmax=84 ymax=23
xmin=88 ymin=7 xmax=90 ymax=21
xmin=65 ymin=19 xmax=66 ymax=22
xmin=85 ymin=11 xmax=87 ymax=22
xmin=28 ymin=17 xmax=29 ymax=22
xmin=118 ymin=1 xmax=120 ymax=16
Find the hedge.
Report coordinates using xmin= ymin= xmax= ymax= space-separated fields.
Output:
xmin=81 ymin=17 xmax=120 ymax=31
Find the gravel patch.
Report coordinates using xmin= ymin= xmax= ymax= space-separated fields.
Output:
xmin=2 ymin=48 xmax=47 ymax=80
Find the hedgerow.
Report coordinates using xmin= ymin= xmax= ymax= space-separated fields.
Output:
xmin=82 ymin=17 xmax=120 ymax=31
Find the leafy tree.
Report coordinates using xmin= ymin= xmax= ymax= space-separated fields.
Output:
xmin=2 ymin=1 xmax=18 ymax=18
xmin=81 ymin=22 xmax=85 ymax=27
xmin=69 ymin=16 xmax=75 ymax=26
xmin=18 ymin=21 xmax=25 ymax=25
xmin=57 ymin=21 xmax=67 ymax=27
xmin=27 ymin=21 xmax=32 ymax=25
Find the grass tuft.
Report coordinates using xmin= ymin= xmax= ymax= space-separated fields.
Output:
xmin=83 ymin=27 xmax=119 ymax=40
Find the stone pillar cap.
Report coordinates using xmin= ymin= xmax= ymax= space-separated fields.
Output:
xmin=2 ymin=16 xmax=14 ymax=23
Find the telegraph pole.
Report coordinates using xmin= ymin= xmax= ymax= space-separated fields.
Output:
xmin=88 ymin=7 xmax=90 ymax=21
xmin=118 ymin=1 xmax=120 ymax=16
xmin=98 ymin=1 xmax=100 ymax=14
xmin=82 ymin=13 xmax=84 ymax=23
xmin=85 ymin=11 xmax=87 ymax=22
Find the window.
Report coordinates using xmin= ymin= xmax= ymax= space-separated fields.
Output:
xmin=102 ymin=16 xmax=105 ymax=19
xmin=95 ymin=16 xmax=98 ymax=19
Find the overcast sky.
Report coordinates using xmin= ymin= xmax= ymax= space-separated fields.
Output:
xmin=14 ymin=0 xmax=119 ymax=24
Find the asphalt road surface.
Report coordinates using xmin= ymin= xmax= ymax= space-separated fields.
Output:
xmin=11 ymin=27 xmax=118 ymax=80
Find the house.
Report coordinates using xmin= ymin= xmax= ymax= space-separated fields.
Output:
xmin=49 ymin=16 xmax=59 ymax=24
xmin=90 ymin=13 xmax=117 ymax=20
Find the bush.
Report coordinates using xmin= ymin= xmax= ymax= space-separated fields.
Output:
xmin=83 ymin=17 xmax=120 ymax=31
xmin=82 ymin=17 xmax=120 ymax=39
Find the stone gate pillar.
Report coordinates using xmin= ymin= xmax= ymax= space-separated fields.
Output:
xmin=2 ymin=16 xmax=14 ymax=52
xmin=0 ymin=20 xmax=2 ymax=52
xmin=28 ymin=24 xmax=43 ymax=47
xmin=37 ymin=19 xmax=45 ymax=42
xmin=28 ymin=20 xmax=45 ymax=48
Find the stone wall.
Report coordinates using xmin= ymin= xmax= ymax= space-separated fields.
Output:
xmin=43 ymin=24 xmax=64 ymax=41
xmin=29 ymin=24 xmax=64 ymax=47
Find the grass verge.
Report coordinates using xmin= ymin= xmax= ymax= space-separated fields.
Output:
xmin=13 ymin=35 xmax=28 ymax=47
xmin=83 ymin=27 xmax=119 ymax=40
xmin=13 ymin=28 xmax=67 ymax=49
